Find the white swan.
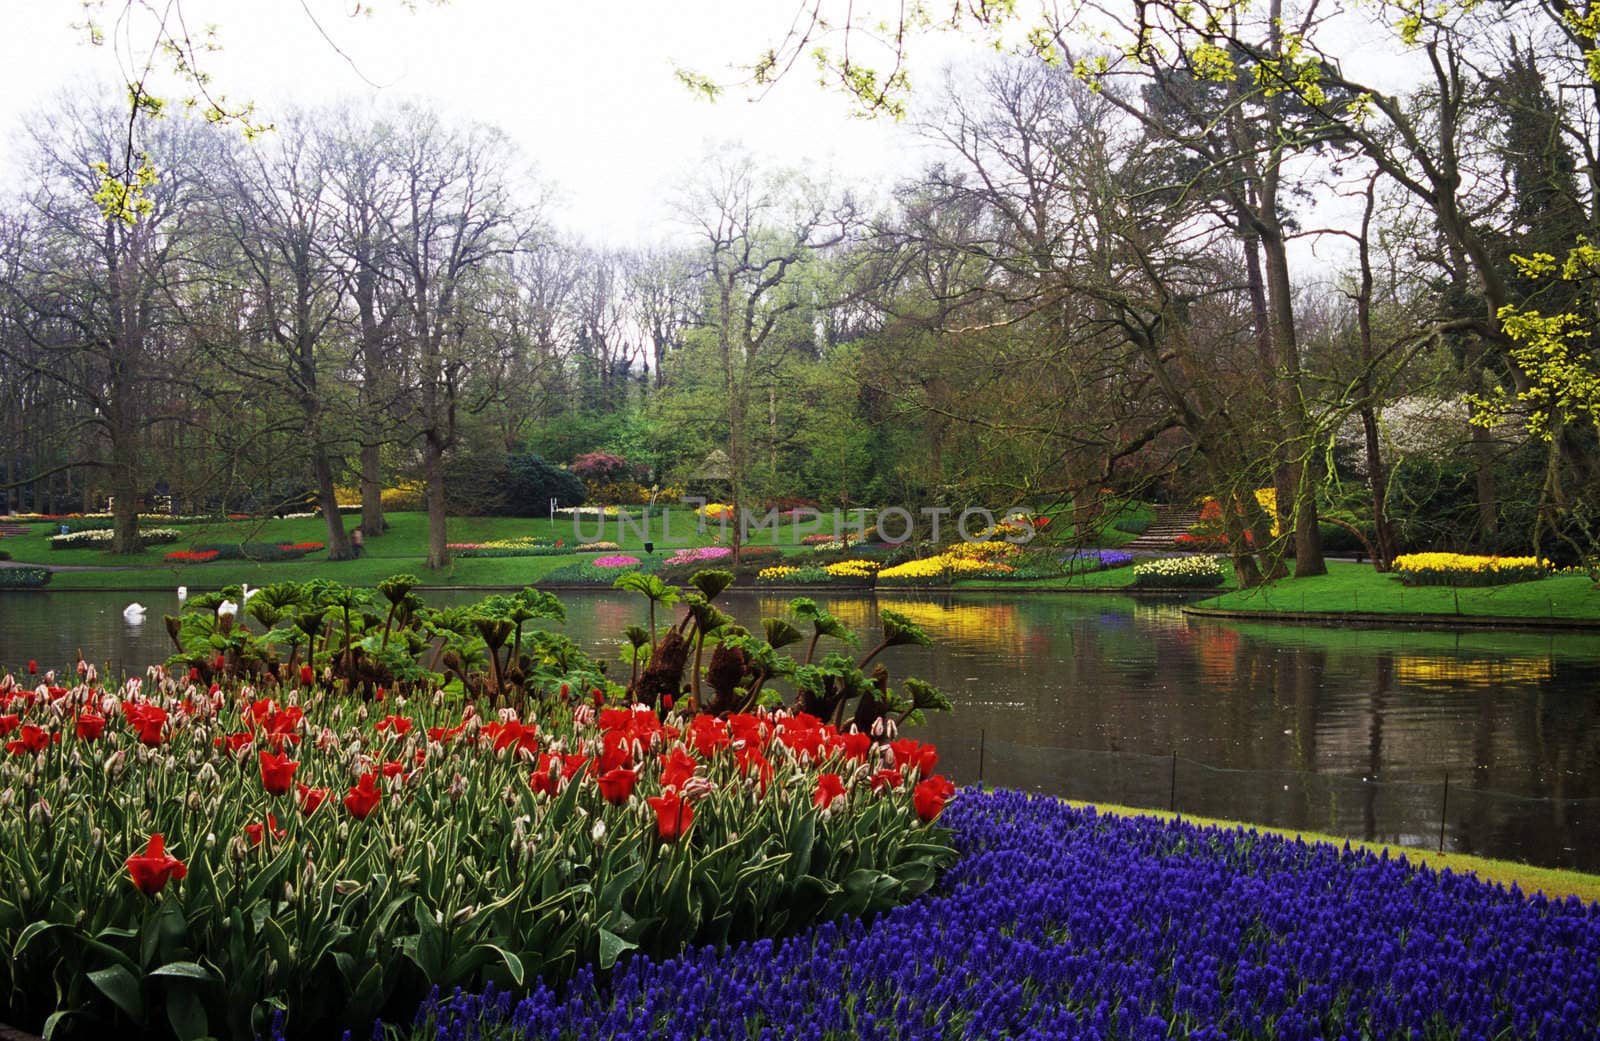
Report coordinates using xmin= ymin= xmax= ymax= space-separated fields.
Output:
xmin=242 ymin=583 xmax=258 ymax=603
xmin=123 ymin=602 xmax=147 ymax=621
xmin=176 ymin=585 xmax=187 ymax=602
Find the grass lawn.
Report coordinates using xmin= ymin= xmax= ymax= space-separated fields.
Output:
xmin=2 ymin=511 xmax=796 ymax=591
xmin=1067 ymin=797 xmax=1600 ymax=904
xmin=1194 ymin=559 xmax=1600 ymax=622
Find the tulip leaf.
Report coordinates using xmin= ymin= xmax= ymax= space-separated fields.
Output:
xmin=165 ymin=983 xmax=208 ymax=1041
xmin=597 ymin=927 xmax=637 ymax=970
xmin=88 ymin=964 xmax=144 ymax=1022
xmin=478 ymin=942 xmax=526 ymax=985
xmin=12 ymin=919 xmax=65 ymax=959
xmin=149 ymin=960 xmax=215 ymax=981
xmin=41 ymin=1010 xmax=73 ymax=1040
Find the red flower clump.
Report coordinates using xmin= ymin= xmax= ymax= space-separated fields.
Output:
xmin=375 ymin=714 xmax=413 ymax=736
xmin=658 ymin=746 xmax=699 ymax=790
xmin=259 ymin=749 xmax=299 ymax=795
xmin=5 ymin=723 xmax=55 ymax=755
xmin=75 ymin=712 xmax=106 ymax=741
xmin=126 ymin=833 xmax=187 ymax=895
xmin=122 ymin=701 xmax=168 ymax=746
xmin=343 ymin=772 xmax=381 ymax=819
xmin=295 ymin=783 xmax=329 ymax=816
xmin=913 ymin=775 xmax=957 ymax=822
xmin=597 ymin=766 xmax=636 ymax=805
xmin=165 ymin=550 xmax=220 ymax=563
xmin=646 ymin=789 xmax=693 ymax=841
xmin=814 ymin=772 xmax=847 ymax=808
xmin=890 ymin=739 xmax=938 ymax=778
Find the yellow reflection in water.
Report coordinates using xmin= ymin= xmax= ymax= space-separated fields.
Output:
xmin=752 ymin=595 xmax=1027 ymax=655
xmin=1394 ymin=655 xmax=1553 ymax=689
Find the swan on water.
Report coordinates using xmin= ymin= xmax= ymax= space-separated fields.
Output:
xmin=123 ymin=602 xmax=146 ymax=621
xmin=176 ymin=585 xmax=187 ymax=601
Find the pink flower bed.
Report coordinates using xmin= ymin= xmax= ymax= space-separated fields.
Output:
xmin=591 ymin=555 xmax=641 ymax=568
xmin=665 ymin=546 xmax=732 ymax=566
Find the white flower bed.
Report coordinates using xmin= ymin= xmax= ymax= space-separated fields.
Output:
xmin=1132 ymin=554 xmax=1227 ymax=587
xmin=49 ymin=528 xmax=181 ymax=549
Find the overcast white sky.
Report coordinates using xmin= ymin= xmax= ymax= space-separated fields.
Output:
xmin=0 ymin=1 xmax=978 ymax=245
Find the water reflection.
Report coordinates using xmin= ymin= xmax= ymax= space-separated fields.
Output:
xmin=3 ymin=588 xmax=1599 ymax=869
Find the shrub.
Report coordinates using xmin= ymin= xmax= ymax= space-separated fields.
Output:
xmin=569 ymin=451 xmax=633 ymax=484
xmin=382 ymin=480 xmax=428 ymax=512
xmin=0 ymin=567 xmax=49 ymax=588
xmin=584 ymin=479 xmax=653 ymax=505
xmin=1112 ymin=516 xmax=1151 ymax=535
xmin=1131 ymin=555 xmax=1227 ymax=587
xmin=505 ymin=453 xmax=588 ymax=515
xmin=1392 ymin=552 xmax=1550 ymax=587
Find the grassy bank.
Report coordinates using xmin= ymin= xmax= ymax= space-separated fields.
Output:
xmin=1191 ymin=560 xmax=1599 ymax=622
xmin=1068 ymin=798 xmax=1600 ymax=903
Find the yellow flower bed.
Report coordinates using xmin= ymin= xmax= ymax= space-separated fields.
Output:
xmin=1392 ymin=552 xmax=1551 ymax=587
xmin=944 ymin=541 xmax=1022 ymax=562
xmin=823 ymin=559 xmax=880 ymax=577
xmin=758 ymin=565 xmax=803 ymax=581
xmin=879 ymin=553 xmax=1015 ymax=582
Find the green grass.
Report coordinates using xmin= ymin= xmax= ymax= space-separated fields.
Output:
xmin=1194 ymin=560 xmax=1600 ymax=621
xmin=1 ymin=511 xmax=791 ymax=591
xmin=1065 ymin=798 xmax=1600 ymax=904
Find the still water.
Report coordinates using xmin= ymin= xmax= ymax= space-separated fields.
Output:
xmin=2 ymin=588 xmax=1598 ymax=870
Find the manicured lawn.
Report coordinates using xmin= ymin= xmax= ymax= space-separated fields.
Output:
xmin=2 ymin=511 xmax=800 ymax=590
xmin=1195 ymin=559 xmax=1600 ymax=621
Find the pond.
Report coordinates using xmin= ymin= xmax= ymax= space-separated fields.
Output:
xmin=3 ymin=587 xmax=1598 ymax=871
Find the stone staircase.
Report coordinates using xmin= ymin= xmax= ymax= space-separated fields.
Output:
xmin=1121 ymin=506 xmax=1202 ymax=553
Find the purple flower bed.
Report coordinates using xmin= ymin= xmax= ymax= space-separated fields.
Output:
xmin=1066 ymin=549 xmax=1134 ymax=571
xmin=318 ymin=789 xmax=1600 ymax=1040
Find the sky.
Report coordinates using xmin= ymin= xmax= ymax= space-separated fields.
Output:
xmin=0 ymin=1 xmax=1424 ymax=274
xmin=0 ymin=0 xmax=970 ymax=246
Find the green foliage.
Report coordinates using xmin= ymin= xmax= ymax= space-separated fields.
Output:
xmin=0 ymin=567 xmax=50 ymax=588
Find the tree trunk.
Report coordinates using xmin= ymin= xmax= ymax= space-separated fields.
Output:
xmin=424 ymin=434 xmax=450 ymax=570
xmin=314 ymin=449 xmax=356 ymax=561
xmin=108 ymin=441 xmax=141 ymax=555
xmin=1360 ymin=407 xmax=1397 ymax=569
xmin=360 ymin=442 xmax=385 ymax=537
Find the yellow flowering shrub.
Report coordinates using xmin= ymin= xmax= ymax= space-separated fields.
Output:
xmin=1392 ymin=553 xmax=1551 ymax=587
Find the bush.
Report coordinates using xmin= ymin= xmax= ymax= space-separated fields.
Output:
xmin=0 ymin=567 xmax=49 ymax=588
xmin=505 ymin=453 xmax=588 ymax=515
xmin=1131 ymin=555 xmax=1227 ymax=588
xmin=569 ymin=451 xmax=634 ymax=484
xmin=1112 ymin=516 xmax=1151 ymax=535
xmin=382 ymin=481 xmax=428 ymax=512
xmin=584 ymin=479 xmax=653 ymax=505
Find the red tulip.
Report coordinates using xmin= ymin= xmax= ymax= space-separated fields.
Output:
xmin=662 ymin=694 xmax=674 ymax=711
xmin=26 ymin=660 xmax=36 ymax=675
xmin=912 ymin=775 xmax=956 ymax=822
xmin=658 ymin=746 xmax=698 ymax=790
xmin=646 ymin=789 xmax=693 ymax=841
xmin=343 ymin=772 xmax=381 ymax=819
xmin=259 ymin=750 xmax=298 ymax=795
xmin=189 ymin=667 xmax=200 ymax=682
xmin=591 ymin=687 xmax=604 ymax=708
xmin=74 ymin=712 xmax=106 ymax=741
xmin=870 ymin=768 xmax=904 ymax=792
xmin=597 ymin=766 xmax=637 ymax=805
xmin=299 ymin=664 xmax=315 ymax=686
xmin=5 ymin=723 xmax=54 ymax=756
xmin=244 ymin=813 xmax=285 ymax=846
xmin=126 ymin=833 xmax=187 ymax=895
xmin=814 ymin=772 xmax=847 ymax=808
xmin=891 ymin=739 xmax=938 ymax=778
xmin=214 ymin=654 xmax=225 ymax=671
xmin=295 ymin=783 xmax=328 ymax=816
xmin=835 ymin=731 xmax=872 ymax=762
xmin=529 ymin=753 xmax=560 ymax=796
xmin=0 ymin=714 xmax=18 ymax=736
xmin=375 ymin=714 xmax=412 ymax=736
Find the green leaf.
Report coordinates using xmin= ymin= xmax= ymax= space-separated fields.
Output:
xmin=41 ymin=1010 xmax=73 ymax=1039
xmin=88 ymin=964 xmax=144 ymax=1022
xmin=477 ymin=943 xmax=525 ymax=986
xmin=12 ymin=918 xmax=64 ymax=959
xmin=150 ymin=960 xmax=215 ymax=981
xmin=597 ymin=928 xmax=637 ymax=970
xmin=165 ymin=984 xmax=208 ymax=1041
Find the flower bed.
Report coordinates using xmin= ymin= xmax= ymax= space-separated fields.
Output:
xmin=49 ymin=528 xmax=181 ymax=550
xmin=0 ymin=671 xmax=956 ymax=1040
xmin=1132 ymin=554 xmax=1227 ymax=587
xmin=1393 ymin=552 xmax=1551 ymax=587
xmin=591 ymin=554 xmax=641 ymax=568
xmin=373 ymin=790 xmax=1600 ymax=1041
xmin=661 ymin=546 xmax=732 ymax=567
xmin=449 ymin=537 xmax=571 ymax=558
xmin=164 ymin=549 xmax=221 ymax=563
xmin=186 ymin=541 xmax=324 ymax=562
xmin=1063 ymin=548 xmax=1134 ymax=572
xmin=0 ymin=566 xmax=50 ymax=588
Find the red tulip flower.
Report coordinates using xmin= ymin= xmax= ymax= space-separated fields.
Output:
xmin=74 ymin=712 xmax=106 ymax=741
xmin=658 ymin=746 xmax=698 ymax=790
xmin=299 ymin=664 xmax=315 ymax=686
xmin=870 ymin=768 xmax=904 ymax=792
xmin=26 ymin=660 xmax=36 ymax=675
xmin=646 ymin=789 xmax=693 ymax=841
xmin=126 ymin=833 xmax=187 ymax=896
xmin=5 ymin=723 xmax=54 ymax=756
xmin=814 ymin=772 xmax=847 ymax=808
xmin=529 ymin=753 xmax=560 ymax=796
xmin=597 ymin=766 xmax=637 ymax=805
xmin=259 ymin=750 xmax=299 ymax=795
xmin=912 ymin=775 xmax=957 ymax=822
xmin=295 ymin=783 xmax=328 ymax=816
xmin=375 ymin=714 xmax=412 ymax=736
xmin=891 ymin=739 xmax=938 ymax=778
xmin=244 ymin=814 xmax=285 ymax=846
xmin=591 ymin=687 xmax=604 ymax=708
xmin=0 ymin=714 xmax=18 ymax=736
xmin=343 ymin=772 xmax=381 ymax=819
